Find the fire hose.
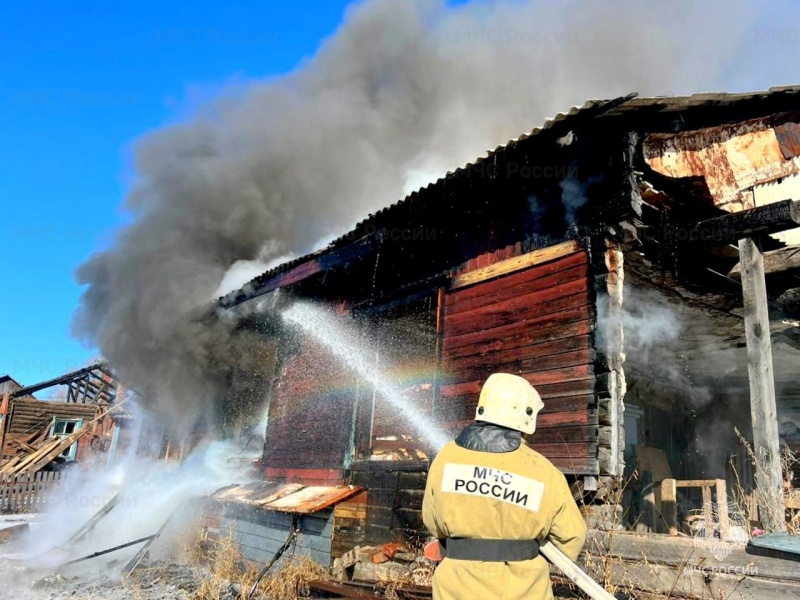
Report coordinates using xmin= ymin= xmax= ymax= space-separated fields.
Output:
xmin=424 ymin=539 xmax=616 ymax=600
xmin=538 ymin=541 xmax=616 ymax=600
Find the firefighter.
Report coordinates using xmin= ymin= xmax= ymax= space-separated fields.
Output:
xmin=422 ymin=373 xmax=587 ymax=600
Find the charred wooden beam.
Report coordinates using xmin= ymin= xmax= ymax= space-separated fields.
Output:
xmin=690 ymin=199 xmax=800 ymax=244
xmin=728 ymin=243 xmax=800 ymax=278
xmin=777 ymin=287 xmax=800 ymax=319
xmin=10 ymin=364 xmax=114 ymax=400
xmin=217 ymin=233 xmax=381 ymax=309
xmin=593 ymin=241 xmax=625 ymax=478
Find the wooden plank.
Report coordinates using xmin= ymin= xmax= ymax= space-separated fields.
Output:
xmin=444 ymin=317 xmax=592 ymax=360
xmin=264 ymin=468 xmax=344 ymax=482
xmin=448 ymin=251 xmax=588 ymax=307
xmin=717 ymin=479 xmax=731 ymax=541
xmin=444 ymin=308 xmax=592 ymax=355
xmin=425 ymin=394 xmax=594 ymax=424
xmin=307 ymin=579 xmax=386 ymax=599
xmin=661 ymin=479 xmax=678 ymax=536
xmin=549 ymin=457 xmax=593 ymax=472
xmin=674 ymin=480 xmax=718 ymax=488
xmin=527 ymin=442 xmax=594 ymax=458
xmin=728 ymin=243 xmax=800 ymax=278
xmin=692 ymin=199 xmax=800 ymax=243
xmin=537 ymin=409 xmax=595 ymax=427
xmin=587 ymin=529 xmax=800 ymax=582
xmin=444 ymin=349 xmax=595 ymax=386
xmin=446 ymin=263 xmax=588 ymax=316
xmin=738 ymin=236 xmax=786 ymax=533
xmin=450 ymin=240 xmax=581 ymax=290
xmin=217 ymin=233 xmax=378 ymax=308
xmin=443 ymin=334 xmax=591 ymax=371
xmin=582 ymin=556 xmax=800 ymax=600
xmin=522 ymin=425 xmax=596 ymax=444
xmin=3 ymin=437 xmax=63 ymax=474
xmin=536 ymin=379 xmax=597 ymax=399
xmin=441 ymin=369 xmax=594 ymax=398
xmin=443 ymin=282 xmax=590 ymax=337
xmin=702 ymin=486 xmax=713 ymax=538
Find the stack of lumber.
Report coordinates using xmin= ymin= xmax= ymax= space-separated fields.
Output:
xmin=8 ymin=424 xmax=50 ymax=456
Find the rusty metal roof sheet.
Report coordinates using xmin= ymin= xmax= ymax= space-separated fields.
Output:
xmin=219 ymin=87 xmax=800 ymax=308
xmin=212 ymin=482 xmax=362 ymax=514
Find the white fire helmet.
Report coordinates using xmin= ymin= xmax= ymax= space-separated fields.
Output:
xmin=475 ymin=373 xmax=544 ymax=435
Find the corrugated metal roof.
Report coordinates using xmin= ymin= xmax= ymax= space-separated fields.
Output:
xmin=339 ymin=96 xmax=627 ymax=242
xmin=213 ymin=482 xmax=362 ymax=514
xmin=603 ymin=86 xmax=800 ymax=114
xmin=219 ymin=87 xmax=800 ymax=307
xmin=216 ymin=95 xmax=629 ymax=306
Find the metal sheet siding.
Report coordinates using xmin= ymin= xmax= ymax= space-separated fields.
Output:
xmin=222 ymin=504 xmax=334 ymax=567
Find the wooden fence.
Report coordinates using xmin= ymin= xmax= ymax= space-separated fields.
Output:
xmin=0 ymin=471 xmax=64 ymax=514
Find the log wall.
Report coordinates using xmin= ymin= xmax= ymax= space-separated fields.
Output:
xmin=7 ymin=399 xmax=99 ymax=435
xmin=439 ymin=247 xmax=599 ymax=474
xmin=350 ymin=462 xmax=427 ymax=547
xmin=2 ymin=399 xmax=101 ymax=461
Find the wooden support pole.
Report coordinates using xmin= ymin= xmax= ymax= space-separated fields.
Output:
xmin=738 ymin=236 xmax=786 ymax=533
xmin=716 ymin=479 xmax=731 ymax=541
xmin=0 ymin=393 xmax=9 ymax=462
xmin=702 ymin=486 xmax=713 ymax=538
xmin=661 ymin=478 xmax=678 ymax=536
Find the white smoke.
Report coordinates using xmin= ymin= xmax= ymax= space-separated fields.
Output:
xmin=3 ymin=417 xmax=255 ymax=578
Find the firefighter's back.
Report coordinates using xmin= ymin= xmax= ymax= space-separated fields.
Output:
xmin=423 ymin=439 xmax=585 ymax=600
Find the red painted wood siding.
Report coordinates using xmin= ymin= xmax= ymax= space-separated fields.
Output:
xmin=440 ymin=248 xmax=597 ymax=474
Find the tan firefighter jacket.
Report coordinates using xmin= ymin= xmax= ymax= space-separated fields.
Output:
xmin=422 ymin=424 xmax=587 ymax=600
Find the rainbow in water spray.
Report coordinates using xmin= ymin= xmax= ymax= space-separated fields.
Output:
xmin=281 ymin=302 xmax=449 ymax=451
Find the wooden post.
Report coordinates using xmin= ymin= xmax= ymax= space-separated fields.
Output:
xmin=661 ymin=478 xmax=678 ymax=535
xmin=716 ymin=479 xmax=731 ymax=541
xmin=0 ymin=393 xmax=9 ymax=463
xmin=701 ymin=485 xmax=713 ymax=538
xmin=738 ymin=237 xmax=786 ymax=533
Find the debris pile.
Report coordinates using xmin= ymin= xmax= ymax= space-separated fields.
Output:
xmin=0 ymin=415 xmax=103 ymax=476
xmin=331 ymin=543 xmax=434 ymax=597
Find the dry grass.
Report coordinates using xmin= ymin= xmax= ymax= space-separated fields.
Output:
xmin=191 ymin=535 xmax=327 ymax=600
xmin=576 ymin=471 xmax=651 ymax=599
xmin=732 ymin=427 xmax=799 ymax=534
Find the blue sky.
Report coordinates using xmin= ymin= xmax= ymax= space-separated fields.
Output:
xmin=0 ymin=1 xmax=352 ymax=386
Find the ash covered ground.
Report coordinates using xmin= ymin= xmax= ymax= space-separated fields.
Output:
xmin=0 ymin=559 xmax=209 ymax=600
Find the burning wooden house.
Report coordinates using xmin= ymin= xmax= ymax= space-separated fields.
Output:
xmin=213 ymin=88 xmax=800 ymax=594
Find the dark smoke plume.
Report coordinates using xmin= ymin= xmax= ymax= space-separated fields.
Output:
xmin=74 ymin=0 xmax=790 ymax=425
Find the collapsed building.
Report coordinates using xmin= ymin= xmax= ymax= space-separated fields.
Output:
xmin=210 ymin=89 xmax=800 ymax=596
xmin=0 ymin=364 xmax=131 ymax=512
